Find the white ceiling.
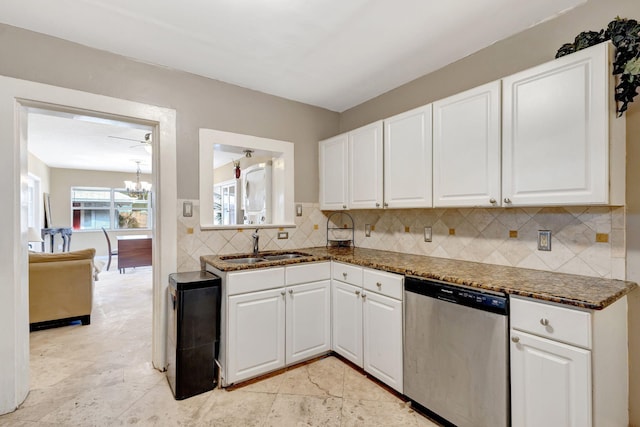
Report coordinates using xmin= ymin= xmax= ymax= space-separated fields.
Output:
xmin=0 ymin=0 xmax=585 ymax=112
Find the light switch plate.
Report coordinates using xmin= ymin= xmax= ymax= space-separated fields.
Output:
xmin=182 ymin=201 xmax=193 ymax=217
xmin=424 ymin=226 xmax=432 ymax=242
xmin=538 ymin=230 xmax=552 ymax=251
xmin=296 ymin=204 xmax=302 ymax=216
xmin=365 ymin=224 xmax=371 ymax=237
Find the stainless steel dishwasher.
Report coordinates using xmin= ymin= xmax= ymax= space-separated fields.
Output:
xmin=404 ymin=276 xmax=509 ymax=427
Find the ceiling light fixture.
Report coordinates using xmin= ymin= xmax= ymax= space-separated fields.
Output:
xmin=124 ymin=161 xmax=151 ymax=198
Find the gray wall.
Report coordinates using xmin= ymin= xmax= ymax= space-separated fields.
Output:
xmin=0 ymin=24 xmax=339 ymax=203
xmin=339 ymin=0 xmax=640 ymax=132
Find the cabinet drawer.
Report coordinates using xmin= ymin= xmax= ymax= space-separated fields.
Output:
xmin=285 ymin=262 xmax=331 ymax=285
xmin=332 ymin=262 xmax=363 ymax=286
xmin=227 ymin=267 xmax=285 ymax=295
xmin=363 ymin=268 xmax=403 ymax=300
xmin=510 ymin=297 xmax=592 ymax=349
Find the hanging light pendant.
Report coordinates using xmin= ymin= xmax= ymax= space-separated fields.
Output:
xmin=124 ymin=161 xmax=151 ymax=198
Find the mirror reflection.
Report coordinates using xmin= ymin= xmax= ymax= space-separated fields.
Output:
xmin=199 ymin=129 xmax=295 ymax=228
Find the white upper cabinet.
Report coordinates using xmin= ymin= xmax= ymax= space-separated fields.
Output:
xmin=502 ymin=42 xmax=625 ymax=206
xmin=433 ymin=81 xmax=502 ymax=207
xmin=384 ymin=104 xmax=433 ymax=208
xmin=319 ymin=133 xmax=349 ymax=210
xmin=349 ymin=121 xmax=384 ymax=209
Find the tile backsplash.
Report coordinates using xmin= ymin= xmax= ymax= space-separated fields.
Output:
xmin=177 ymin=200 xmax=625 ymax=280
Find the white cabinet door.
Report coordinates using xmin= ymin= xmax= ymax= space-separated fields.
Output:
xmin=384 ymin=104 xmax=433 ymax=208
xmin=285 ymin=280 xmax=331 ymax=365
xmin=227 ymin=288 xmax=285 ymax=384
xmin=349 ymin=121 xmax=383 ymax=209
xmin=331 ymin=280 xmax=363 ymax=366
xmin=362 ymin=290 xmax=403 ymax=393
xmin=433 ymin=81 xmax=501 ymax=207
xmin=511 ymin=330 xmax=591 ymax=427
xmin=502 ymin=42 xmax=612 ymax=206
xmin=319 ymin=133 xmax=349 ymax=210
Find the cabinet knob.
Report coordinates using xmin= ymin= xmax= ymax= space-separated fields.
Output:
xmin=489 ymin=198 xmax=496 ymax=204
xmin=540 ymin=318 xmax=550 ymax=326
xmin=504 ymin=198 xmax=512 ymax=204
xmin=289 ymin=289 xmax=293 ymax=295
xmin=280 ymin=291 xmax=286 ymax=296
xmin=511 ymin=336 xmax=520 ymax=343
xmin=376 ymin=282 xmax=382 ymax=288
xmin=376 ymin=203 xmax=380 ymax=207
xmin=384 ymin=202 xmax=389 ymax=207
xmin=343 ymin=272 xmax=347 ymax=278
xmin=355 ymin=290 xmax=361 ymax=296
xmin=362 ymin=293 xmax=367 ymax=299
xmin=342 ymin=205 xmax=347 ymax=209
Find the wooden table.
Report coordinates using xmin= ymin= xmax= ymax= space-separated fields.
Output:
xmin=117 ymin=235 xmax=152 ymax=273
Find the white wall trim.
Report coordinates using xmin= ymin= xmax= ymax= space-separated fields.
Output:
xmin=0 ymin=76 xmax=177 ymax=415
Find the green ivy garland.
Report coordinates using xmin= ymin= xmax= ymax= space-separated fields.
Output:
xmin=556 ymin=17 xmax=640 ymax=116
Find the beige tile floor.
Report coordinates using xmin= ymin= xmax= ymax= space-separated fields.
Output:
xmin=0 ymin=261 xmax=439 ymax=426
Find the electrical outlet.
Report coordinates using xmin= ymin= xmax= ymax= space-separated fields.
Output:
xmin=424 ymin=226 xmax=432 ymax=242
xmin=538 ymin=230 xmax=552 ymax=251
xmin=296 ymin=204 xmax=302 ymax=216
xmin=277 ymin=231 xmax=288 ymax=239
xmin=365 ymin=224 xmax=371 ymax=237
xmin=182 ymin=201 xmax=193 ymax=217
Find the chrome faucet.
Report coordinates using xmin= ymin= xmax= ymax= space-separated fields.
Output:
xmin=252 ymin=229 xmax=260 ymax=256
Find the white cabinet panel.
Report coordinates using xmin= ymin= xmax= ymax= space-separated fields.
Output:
xmin=363 ymin=290 xmax=403 ymax=393
xmin=511 ymin=330 xmax=591 ymax=427
xmin=331 ymin=280 xmax=363 ymax=366
xmin=227 ymin=267 xmax=285 ymax=295
xmin=433 ymin=81 xmax=501 ymax=207
xmin=227 ymin=288 xmax=285 ymax=384
xmin=502 ymin=42 xmax=622 ymax=206
xmin=384 ymin=104 xmax=433 ymax=208
xmin=286 ymin=280 xmax=331 ymax=365
xmin=349 ymin=121 xmax=383 ymax=209
xmin=319 ymin=134 xmax=349 ymax=210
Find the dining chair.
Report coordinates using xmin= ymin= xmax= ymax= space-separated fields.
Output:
xmin=101 ymin=227 xmax=118 ymax=271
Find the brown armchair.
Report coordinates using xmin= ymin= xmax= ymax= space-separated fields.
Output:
xmin=28 ymin=248 xmax=95 ymax=329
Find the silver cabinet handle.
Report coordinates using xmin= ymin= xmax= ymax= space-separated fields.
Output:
xmin=504 ymin=198 xmax=512 ymax=204
xmin=280 ymin=290 xmax=286 ymax=296
xmin=289 ymin=289 xmax=293 ymax=295
xmin=355 ymin=290 xmax=360 ymax=296
xmin=362 ymin=293 xmax=367 ymax=299
xmin=375 ymin=203 xmax=380 ymax=207
xmin=540 ymin=318 xmax=550 ymax=326
xmin=376 ymin=282 xmax=382 ymax=288
xmin=489 ymin=198 xmax=496 ymax=204
xmin=343 ymin=272 xmax=347 ymax=278
xmin=511 ymin=336 xmax=520 ymax=343
xmin=384 ymin=202 xmax=389 ymax=207
xmin=342 ymin=205 xmax=347 ymax=209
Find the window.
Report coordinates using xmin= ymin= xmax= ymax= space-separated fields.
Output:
xmin=71 ymin=187 xmax=151 ymax=230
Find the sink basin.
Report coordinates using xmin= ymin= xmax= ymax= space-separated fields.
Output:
xmin=262 ymin=253 xmax=306 ymax=261
xmin=222 ymin=257 xmax=267 ymax=264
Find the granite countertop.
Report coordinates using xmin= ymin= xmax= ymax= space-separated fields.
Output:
xmin=201 ymin=246 xmax=637 ymax=310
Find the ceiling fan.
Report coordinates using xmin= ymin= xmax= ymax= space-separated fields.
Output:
xmin=108 ymin=132 xmax=152 ymax=149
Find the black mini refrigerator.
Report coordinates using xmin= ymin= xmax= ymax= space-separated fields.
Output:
xmin=166 ymin=271 xmax=221 ymax=400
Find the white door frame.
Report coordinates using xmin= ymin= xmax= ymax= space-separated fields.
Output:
xmin=0 ymin=76 xmax=177 ymax=415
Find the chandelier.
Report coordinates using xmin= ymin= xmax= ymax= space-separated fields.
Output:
xmin=124 ymin=161 xmax=151 ymax=198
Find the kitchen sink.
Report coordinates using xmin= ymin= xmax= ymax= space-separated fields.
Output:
xmin=262 ymin=253 xmax=306 ymax=261
xmin=222 ymin=257 xmax=267 ymax=264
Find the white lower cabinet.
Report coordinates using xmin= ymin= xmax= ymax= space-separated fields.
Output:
xmin=332 ymin=279 xmax=363 ymax=366
xmin=362 ymin=290 xmax=403 ymax=392
xmin=511 ymin=330 xmax=591 ymax=427
xmin=227 ymin=287 xmax=286 ymax=384
xmin=225 ymin=263 xmax=331 ymax=385
xmin=286 ymin=280 xmax=331 ymax=365
xmin=331 ymin=263 xmax=404 ymax=393
xmin=510 ymin=296 xmax=629 ymax=427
